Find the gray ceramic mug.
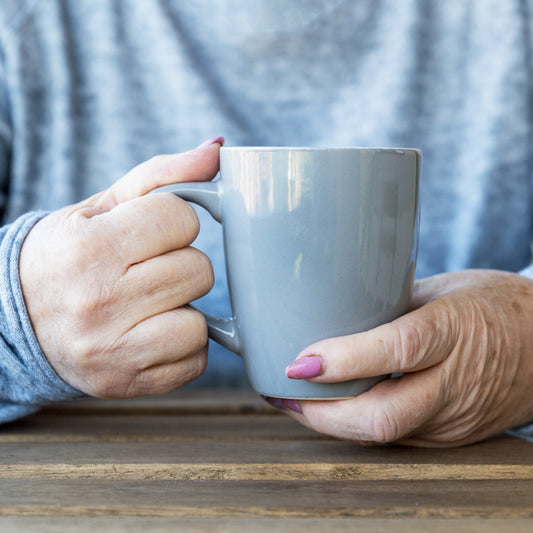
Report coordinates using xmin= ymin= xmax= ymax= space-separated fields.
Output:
xmin=171 ymin=147 xmax=420 ymax=399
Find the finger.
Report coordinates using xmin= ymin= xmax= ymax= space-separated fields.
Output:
xmin=118 ymin=247 xmax=214 ymax=322
xmin=120 ymin=306 xmax=208 ymax=369
xmin=91 ymin=192 xmax=201 ymax=264
xmin=93 ymin=138 xmax=224 ymax=211
xmin=287 ymin=301 xmax=455 ymax=382
xmin=97 ymin=350 xmax=208 ymax=399
xmin=79 ymin=306 xmax=209 ymax=398
xmin=126 ymin=350 xmax=209 ymax=397
xmin=290 ymin=368 xmax=443 ymax=443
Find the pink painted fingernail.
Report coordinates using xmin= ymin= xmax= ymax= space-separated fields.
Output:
xmin=282 ymin=399 xmax=302 ymax=414
xmin=285 ymin=355 xmax=323 ymax=379
xmin=196 ymin=136 xmax=225 ymax=149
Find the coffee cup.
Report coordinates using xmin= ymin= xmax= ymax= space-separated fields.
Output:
xmin=171 ymin=146 xmax=420 ymax=399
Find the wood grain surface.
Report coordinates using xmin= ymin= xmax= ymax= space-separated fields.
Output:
xmin=0 ymin=390 xmax=531 ymax=531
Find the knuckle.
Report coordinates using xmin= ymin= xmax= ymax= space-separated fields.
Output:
xmin=67 ymin=336 xmax=94 ymax=365
xmin=366 ymin=405 xmax=403 ymax=443
xmin=391 ymin=321 xmax=423 ymax=370
xmin=183 ymin=308 xmax=209 ymax=350
xmin=169 ymin=307 xmax=209 ymax=356
xmin=176 ymin=353 xmax=208 ymax=388
xmin=148 ymin=154 xmax=171 ymax=174
xmin=187 ymin=350 xmax=208 ymax=381
xmin=190 ymin=248 xmax=215 ymax=291
xmin=67 ymin=332 xmax=124 ymax=378
xmin=66 ymin=283 xmax=114 ymax=329
xmin=156 ymin=350 xmax=208 ymax=394
xmin=93 ymin=374 xmax=131 ymax=399
xmin=175 ymin=198 xmax=200 ymax=243
xmin=61 ymin=238 xmax=91 ymax=273
xmin=67 ymin=333 xmax=104 ymax=369
xmin=62 ymin=223 xmax=120 ymax=282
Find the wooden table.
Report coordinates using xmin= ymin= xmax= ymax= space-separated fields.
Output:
xmin=0 ymin=390 xmax=532 ymax=532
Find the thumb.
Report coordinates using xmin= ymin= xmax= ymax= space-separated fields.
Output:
xmin=92 ymin=137 xmax=224 ymax=211
xmin=298 ymin=368 xmax=443 ymax=444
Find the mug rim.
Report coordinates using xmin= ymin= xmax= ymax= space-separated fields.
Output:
xmin=220 ymin=146 xmax=421 ymax=156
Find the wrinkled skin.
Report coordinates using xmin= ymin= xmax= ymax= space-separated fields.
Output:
xmin=18 ymin=143 xmax=533 ymax=445
xmin=285 ymin=270 xmax=533 ymax=447
xmin=19 ymin=141 xmax=222 ymax=399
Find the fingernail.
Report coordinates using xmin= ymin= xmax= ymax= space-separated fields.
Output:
xmin=196 ymin=136 xmax=225 ymax=149
xmin=282 ymin=399 xmax=302 ymax=414
xmin=285 ymin=355 xmax=323 ymax=379
xmin=261 ymin=395 xmax=285 ymax=410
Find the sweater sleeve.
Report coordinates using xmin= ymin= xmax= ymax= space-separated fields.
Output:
xmin=0 ymin=212 xmax=86 ymax=423
xmin=0 ymin=31 xmax=84 ymax=424
xmin=502 ymin=0 xmax=533 ymax=443
xmin=0 ymin=28 xmax=9 ymax=218
xmin=504 ymin=262 xmax=533 ymax=441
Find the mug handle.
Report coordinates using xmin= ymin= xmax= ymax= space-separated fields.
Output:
xmin=169 ymin=181 xmax=241 ymax=356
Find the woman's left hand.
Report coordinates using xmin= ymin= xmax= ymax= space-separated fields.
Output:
xmin=279 ymin=270 xmax=533 ymax=447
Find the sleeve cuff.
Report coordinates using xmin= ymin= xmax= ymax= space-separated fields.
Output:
xmin=506 ymin=424 xmax=533 ymax=443
xmin=0 ymin=211 xmax=85 ymax=422
xmin=508 ymin=263 xmax=533 ymax=440
xmin=519 ymin=263 xmax=533 ymax=278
